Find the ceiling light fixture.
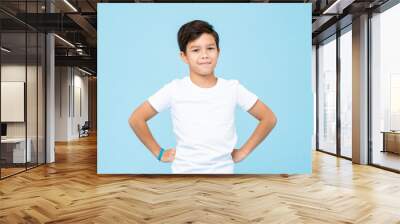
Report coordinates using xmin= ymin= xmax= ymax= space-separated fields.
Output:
xmin=54 ymin=34 xmax=75 ymax=48
xmin=1 ymin=47 xmax=11 ymax=53
xmin=63 ymin=0 xmax=78 ymax=12
xmin=78 ymin=67 xmax=93 ymax=76
xmin=323 ymin=0 xmax=342 ymax=14
xmin=322 ymin=0 xmax=354 ymax=15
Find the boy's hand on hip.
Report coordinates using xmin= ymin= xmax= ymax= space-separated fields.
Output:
xmin=231 ymin=149 xmax=247 ymax=163
xmin=161 ymin=148 xmax=176 ymax=163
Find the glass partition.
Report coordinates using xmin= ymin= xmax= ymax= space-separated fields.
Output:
xmin=1 ymin=31 xmax=28 ymax=177
xmin=0 ymin=1 xmax=46 ymax=179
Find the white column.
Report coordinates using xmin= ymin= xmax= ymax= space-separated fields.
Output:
xmin=352 ymin=14 xmax=369 ymax=164
xmin=46 ymin=33 xmax=55 ymax=163
xmin=46 ymin=1 xmax=55 ymax=163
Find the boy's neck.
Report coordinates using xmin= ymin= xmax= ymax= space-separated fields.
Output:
xmin=189 ymin=72 xmax=217 ymax=88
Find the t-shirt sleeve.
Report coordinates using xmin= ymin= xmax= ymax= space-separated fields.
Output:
xmin=236 ymin=81 xmax=258 ymax=111
xmin=147 ymin=81 xmax=174 ymax=112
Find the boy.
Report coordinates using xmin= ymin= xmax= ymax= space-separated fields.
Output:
xmin=129 ymin=20 xmax=277 ymax=174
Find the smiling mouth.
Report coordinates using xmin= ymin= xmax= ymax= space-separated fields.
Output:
xmin=199 ymin=62 xmax=211 ymax=65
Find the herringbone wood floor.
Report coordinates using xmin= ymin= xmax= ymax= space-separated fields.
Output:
xmin=1 ymin=134 xmax=400 ymax=223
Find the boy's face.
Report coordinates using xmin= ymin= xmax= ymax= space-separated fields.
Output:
xmin=180 ymin=33 xmax=220 ymax=77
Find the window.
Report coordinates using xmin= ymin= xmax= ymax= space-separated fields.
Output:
xmin=339 ymin=28 xmax=352 ymax=158
xmin=318 ymin=36 xmax=337 ymax=154
xmin=371 ymin=2 xmax=400 ymax=171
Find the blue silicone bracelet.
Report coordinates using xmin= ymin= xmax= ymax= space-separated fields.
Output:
xmin=157 ymin=148 xmax=165 ymax=161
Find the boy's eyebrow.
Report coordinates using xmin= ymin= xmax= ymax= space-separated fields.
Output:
xmin=189 ymin=44 xmax=216 ymax=49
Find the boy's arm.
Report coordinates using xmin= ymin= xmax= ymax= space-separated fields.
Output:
xmin=128 ymin=101 xmax=174 ymax=161
xmin=232 ymin=99 xmax=277 ymax=163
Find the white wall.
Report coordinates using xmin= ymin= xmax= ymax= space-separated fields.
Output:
xmin=55 ymin=67 xmax=89 ymax=141
xmin=73 ymin=73 xmax=89 ymax=138
xmin=1 ymin=65 xmax=42 ymax=137
xmin=55 ymin=66 xmax=69 ymax=141
xmin=1 ymin=65 xmax=26 ymax=133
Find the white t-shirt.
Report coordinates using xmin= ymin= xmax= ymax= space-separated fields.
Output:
xmin=148 ymin=76 xmax=258 ymax=174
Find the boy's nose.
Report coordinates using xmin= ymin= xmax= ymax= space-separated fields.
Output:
xmin=201 ymin=52 xmax=209 ymax=59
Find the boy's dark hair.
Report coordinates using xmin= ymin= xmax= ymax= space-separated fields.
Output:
xmin=177 ymin=20 xmax=219 ymax=53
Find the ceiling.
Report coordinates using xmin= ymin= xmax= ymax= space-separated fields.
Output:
xmin=0 ymin=0 xmax=392 ymax=75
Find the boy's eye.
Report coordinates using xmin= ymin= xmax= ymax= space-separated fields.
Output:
xmin=208 ymin=47 xmax=215 ymax=50
xmin=192 ymin=49 xmax=199 ymax=52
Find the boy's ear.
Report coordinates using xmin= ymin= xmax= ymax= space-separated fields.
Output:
xmin=180 ymin=51 xmax=189 ymax=64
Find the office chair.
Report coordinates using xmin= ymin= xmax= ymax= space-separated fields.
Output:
xmin=79 ymin=121 xmax=90 ymax=138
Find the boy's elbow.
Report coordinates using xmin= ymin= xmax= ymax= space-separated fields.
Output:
xmin=266 ymin=112 xmax=277 ymax=129
xmin=128 ymin=113 xmax=141 ymax=129
xmin=271 ymin=114 xmax=277 ymax=128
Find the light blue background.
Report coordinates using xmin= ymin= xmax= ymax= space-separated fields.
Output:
xmin=98 ymin=3 xmax=312 ymax=174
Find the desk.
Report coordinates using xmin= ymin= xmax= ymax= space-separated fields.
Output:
xmin=1 ymin=138 xmax=31 ymax=163
xmin=381 ymin=131 xmax=400 ymax=154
